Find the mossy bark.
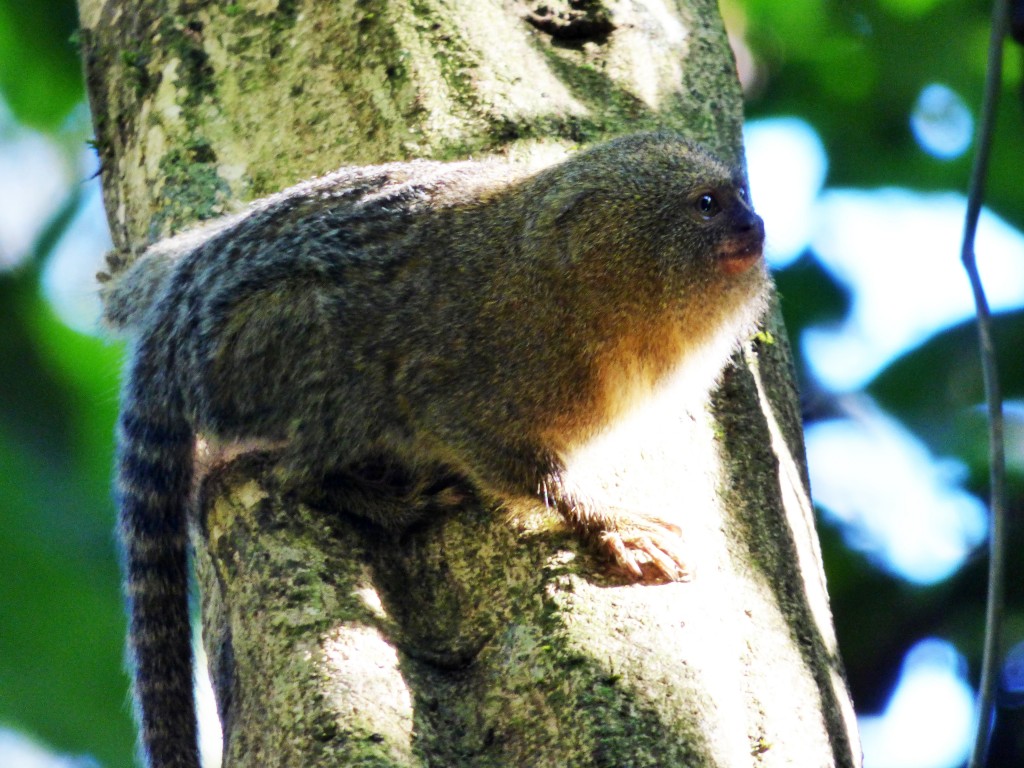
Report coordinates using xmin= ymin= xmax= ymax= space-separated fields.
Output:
xmin=78 ymin=0 xmax=861 ymax=765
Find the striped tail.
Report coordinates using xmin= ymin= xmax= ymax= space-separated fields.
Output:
xmin=116 ymin=355 xmax=200 ymax=768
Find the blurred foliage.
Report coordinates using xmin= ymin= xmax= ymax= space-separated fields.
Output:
xmin=0 ymin=0 xmax=81 ymax=128
xmin=1 ymin=196 xmax=133 ymax=763
xmin=733 ymin=0 xmax=1024 ymax=751
xmin=0 ymin=0 xmax=1022 ymax=766
xmin=0 ymin=0 xmax=129 ymax=753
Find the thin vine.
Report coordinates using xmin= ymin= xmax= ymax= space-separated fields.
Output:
xmin=961 ymin=2 xmax=1010 ymax=766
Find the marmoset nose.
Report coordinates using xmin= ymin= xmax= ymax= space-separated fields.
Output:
xmin=734 ymin=209 xmax=765 ymax=242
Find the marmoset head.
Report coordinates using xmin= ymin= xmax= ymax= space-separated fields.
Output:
xmin=682 ymin=176 xmax=765 ymax=276
xmin=527 ymin=132 xmax=766 ymax=296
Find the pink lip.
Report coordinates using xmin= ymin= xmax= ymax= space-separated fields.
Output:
xmin=717 ymin=241 xmax=764 ymax=274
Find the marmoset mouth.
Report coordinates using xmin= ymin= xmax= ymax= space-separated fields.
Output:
xmin=716 ymin=233 xmax=764 ymax=275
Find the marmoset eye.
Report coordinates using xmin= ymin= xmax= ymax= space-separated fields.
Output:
xmin=695 ymin=192 xmax=720 ymax=218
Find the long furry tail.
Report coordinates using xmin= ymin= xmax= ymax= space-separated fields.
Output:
xmin=116 ymin=343 xmax=200 ymax=768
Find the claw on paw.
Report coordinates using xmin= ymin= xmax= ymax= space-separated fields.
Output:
xmin=599 ymin=528 xmax=691 ymax=583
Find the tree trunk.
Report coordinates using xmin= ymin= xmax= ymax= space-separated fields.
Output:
xmin=78 ymin=1 xmax=861 ymax=765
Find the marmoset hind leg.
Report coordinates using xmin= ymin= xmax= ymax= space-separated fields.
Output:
xmin=199 ymin=285 xmax=450 ymax=528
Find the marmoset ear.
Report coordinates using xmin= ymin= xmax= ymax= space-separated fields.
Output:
xmin=522 ymin=186 xmax=600 ymax=266
xmin=535 ymin=185 xmax=597 ymax=229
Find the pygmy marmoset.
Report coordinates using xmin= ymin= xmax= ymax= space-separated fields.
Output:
xmin=103 ymin=131 xmax=768 ymax=768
